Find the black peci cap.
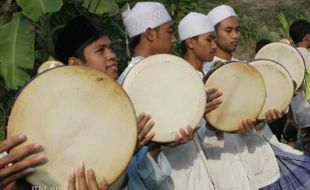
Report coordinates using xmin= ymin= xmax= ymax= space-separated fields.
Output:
xmin=55 ymin=15 xmax=104 ymax=64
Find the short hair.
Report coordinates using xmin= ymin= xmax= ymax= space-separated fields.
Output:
xmin=214 ymin=22 xmax=220 ymax=31
xmin=129 ymin=25 xmax=161 ymax=53
xmin=255 ymin=38 xmax=271 ymax=53
xmin=180 ymin=36 xmax=199 ymax=55
xmin=129 ymin=34 xmax=141 ymax=54
xmin=289 ymin=19 xmax=310 ymax=44
xmin=54 ymin=15 xmax=106 ymax=64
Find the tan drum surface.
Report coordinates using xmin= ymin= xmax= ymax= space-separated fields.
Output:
xmin=122 ymin=54 xmax=206 ymax=143
xmin=255 ymin=42 xmax=305 ymax=90
xmin=7 ymin=66 xmax=137 ymax=189
xmin=205 ymin=62 xmax=266 ymax=132
xmin=249 ymin=59 xmax=294 ymax=119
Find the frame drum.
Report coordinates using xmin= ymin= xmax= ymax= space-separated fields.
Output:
xmin=7 ymin=66 xmax=137 ymax=189
xmin=122 ymin=54 xmax=206 ymax=143
xmin=204 ymin=62 xmax=266 ymax=132
xmin=255 ymin=42 xmax=305 ymax=90
xmin=249 ymin=59 xmax=294 ymax=119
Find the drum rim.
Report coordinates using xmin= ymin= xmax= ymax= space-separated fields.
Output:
xmin=254 ymin=42 xmax=306 ymax=90
xmin=7 ymin=65 xmax=138 ymax=186
xmin=204 ymin=62 xmax=266 ymax=132
xmin=249 ymin=58 xmax=294 ymax=119
xmin=122 ymin=54 xmax=206 ymax=142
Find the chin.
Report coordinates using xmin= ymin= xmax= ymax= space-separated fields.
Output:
xmin=230 ymin=47 xmax=237 ymax=52
xmin=111 ymin=73 xmax=118 ymax=80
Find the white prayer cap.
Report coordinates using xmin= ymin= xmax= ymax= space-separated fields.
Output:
xmin=123 ymin=2 xmax=172 ymax=38
xmin=178 ymin=12 xmax=214 ymax=41
xmin=207 ymin=5 xmax=237 ymax=27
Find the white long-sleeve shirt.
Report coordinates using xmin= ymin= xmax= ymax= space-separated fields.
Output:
xmin=201 ymin=56 xmax=281 ymax=189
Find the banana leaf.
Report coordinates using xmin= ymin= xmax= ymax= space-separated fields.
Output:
xmin=16 ymin=0 xmax=63 ymax=21
xmin=82 ymin=0 xmax=119 ymax=15
xmin=0 ymin=12 xmax=35 ymax=90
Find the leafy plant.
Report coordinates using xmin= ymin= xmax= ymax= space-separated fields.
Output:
xmin=239 ymin=20 xmax=271 ymax=45
xmin=0 ymin=0 xmax=125 ymax=140
xmin=278 ymin=11 xmax=290 ymax=40
xmin=17 ymin=0 xmax=63 ymax=21
xmin=0 ymin=12 xmax=34 ymax=90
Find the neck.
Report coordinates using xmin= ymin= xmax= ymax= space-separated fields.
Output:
xmin=133 ymin=43 xmax=154 ymax=58
xmin=295 ymin=41 xmax=309 ymax=49
xmin=184 ymin=51 xmax=204 ymax=72
xmin=215 ymin=47 xmax=233 ymax=61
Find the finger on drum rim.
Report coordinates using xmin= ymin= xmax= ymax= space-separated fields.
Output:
xmin=0 ymin=134 xmax=27 ymax=153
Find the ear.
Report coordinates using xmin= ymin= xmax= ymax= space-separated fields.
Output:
xmin=145 ymin=27 xmax=156 ymax=42
xmin=185 ymin=38 xmax=195 ymax=49
xmin=305 ymin=33 xmax=310 ymax=42
xmin=68 ymin=57 xmax=84 ymax=66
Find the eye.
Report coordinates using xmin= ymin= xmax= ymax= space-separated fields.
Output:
xmin=109 ymin=46 xmax=115 ymax=53
xmin=167 ymin=29 xmax=174 ymax=34
xmin=97 ymin=48 xmax=104 ymax=54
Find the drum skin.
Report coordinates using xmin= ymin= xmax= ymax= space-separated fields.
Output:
xmin=249 ymin=59 xmax=294 ymax=119
xmin=7 ymin=66 xmax=137 ymax=189
xmin=255 ymin=42 xmax=305 ymax=90
xmin=204 ymin=62 xmax=266 ymax=132
xmin=122 ymin=54 xmax=206 ymax=143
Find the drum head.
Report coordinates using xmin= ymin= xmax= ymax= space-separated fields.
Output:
xmin=255 ymin=42 xmax=305 ymax=90
xmin=249 ymin=59 xmax=294 ymax=119
xmin=122 ymin=54 xmax=206 ymax=143
xmin=204 ymin=62 xmax=266 ymax=132
xmin=7 ymin=66 xmax=137 ymax=189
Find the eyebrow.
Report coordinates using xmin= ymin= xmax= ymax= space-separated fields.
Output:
xmin=224 ymin=25 xmax=240 ymax=30
xmin=209 ymin=33 xmax=216 ymax=38
xmin=95 ymin=43 xmax=111 ymax=50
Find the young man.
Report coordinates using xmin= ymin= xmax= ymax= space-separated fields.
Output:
xmin=120 ymin=1 xmax=195 ymax=145
xmin=55 ymin=15 xmax=172 ymax=190
xmin=119 ymin=2 xmax=200 ymax=189
xmin=118 ymin=2 xmax=176 ymax=83
xmin=289 ymin=19 xmax=310 ymax=156
xmin=205 ymin=5 xmax=310 ymax=190
xmin=157 ymin=12 xmax=218 ymax=189
xmin=200 ymin=5 xmax=283 ymax=189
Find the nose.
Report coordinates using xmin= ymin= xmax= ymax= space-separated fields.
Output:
xmin=232 ymin=30 xmax=240 ymax=39
xmin=211 ymin=39 xmax=217 ymax=49
xmin=171 ymin=34 xmax=176 ymax=44
xmin=107 ymin=48 xmax=116 ymax=61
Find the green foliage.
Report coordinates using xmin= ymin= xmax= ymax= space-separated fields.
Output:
xmin=0 ymin=12 xmax=35 ymax=90
xmin=276 ymin=2 xmax=310 ymax=40
xmin=0 ymin=0 xmax=309 ymax=141
xmin=0 ymin=0 xmax=126 ymax=140
xmin=278 ymin=12 xmax=290 ymax=40
xmin=16 ymin=0 xmax=63 ymax=21
xmin=81 ymin=0 xmax=119 ymax=16
xmin=277 ymin=4 xmax=309 ymax=22
xmin=240 ymin=20 xmax=271 ymax=44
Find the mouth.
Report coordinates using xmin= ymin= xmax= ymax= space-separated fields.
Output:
xmin=231 ymin=41 xmax=239 ymax=46
xmin=107 ymin=63 xmax=118 ymax=71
